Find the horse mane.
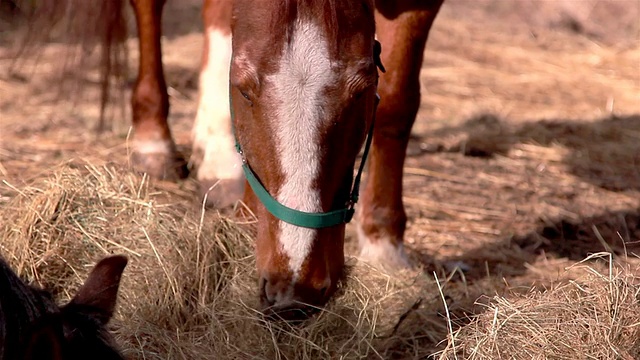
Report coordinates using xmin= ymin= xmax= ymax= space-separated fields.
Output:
xmin=0 ymin=257 xmax=58 ymax=359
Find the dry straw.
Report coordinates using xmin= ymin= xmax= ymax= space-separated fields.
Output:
xmin=0 ymin=162 xmax=447 ymax=359
xmin=436 ymin=253 xmax=640 ymax=360
xmin=2 ymin=162 xmax=640 ymax=359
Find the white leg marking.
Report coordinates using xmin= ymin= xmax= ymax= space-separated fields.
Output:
xmin=192 ymin=28 xmax=243 ymax=182
xmin=133 ymin=139 xmax=174 ymax=155
xmin=269 ymin=20 xmax=335 ymax=278
xmin=356 ymin=222 xmax=410 ymax=270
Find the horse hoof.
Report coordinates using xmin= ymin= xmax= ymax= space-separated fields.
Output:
xmin=357 ymin=240 xmax=412 ymax=271
xmin=131 ymin=151 xmax=189 ymax=181
xmin=198 ymin=178 xmax=245 ymax=209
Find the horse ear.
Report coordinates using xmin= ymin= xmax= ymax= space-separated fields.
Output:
xmin=374 ymin=40 xmax=386 ymax=73
xmin=67 ymin=255 xmax=128 ymax=324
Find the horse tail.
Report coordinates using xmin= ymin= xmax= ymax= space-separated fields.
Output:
xmin=11 ymin=0 xmax=129 ymax=132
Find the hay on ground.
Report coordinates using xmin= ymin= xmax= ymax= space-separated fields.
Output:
xmin=437 ymin=255 xmax=640 ymax=360
xmin=3 ymin=163 xmax=640 ymax=359
xmin=0 ymin=162 xmax=451 ymax=359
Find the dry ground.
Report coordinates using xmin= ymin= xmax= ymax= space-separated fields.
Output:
xmin=1 ymin=0 xmax=639 ymax=359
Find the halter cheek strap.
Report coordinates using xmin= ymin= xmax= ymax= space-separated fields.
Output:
xmin=230 ymin=90 xmax=378 ymax=229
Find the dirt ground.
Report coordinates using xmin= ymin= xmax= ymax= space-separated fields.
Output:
xmin=1 ymin=0 xmax=639 ymax=357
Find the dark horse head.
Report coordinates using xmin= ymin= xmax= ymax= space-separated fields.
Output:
xmin=0 ymin=255 xmax=128 ymax=360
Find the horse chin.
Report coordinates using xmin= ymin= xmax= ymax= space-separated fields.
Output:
xmin=261 ymin=302 xmax=321 ymax=322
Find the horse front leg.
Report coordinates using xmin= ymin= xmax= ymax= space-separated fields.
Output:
xmin=190 ymin=0 xmax=244 ymax=209
xmin=129 ymin=0 xmax=187 ymax=180
xmin=357 ymin=1 xmax=444 ymax=269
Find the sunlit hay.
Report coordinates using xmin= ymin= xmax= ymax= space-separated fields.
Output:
xmin=436 ymin=255 xmax=640 ymax=360
xmin=0 ymin=162 xmax=447 ymax=359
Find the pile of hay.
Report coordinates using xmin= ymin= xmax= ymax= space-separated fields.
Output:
xmin=437 ymin=255 xmax=640 ymax=360
xmin=0 ymin=162 xmax=448 ymax=359
xmin=4 ymin=162 xmax=640 ymax=359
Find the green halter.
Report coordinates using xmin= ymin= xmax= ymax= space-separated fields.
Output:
xmin=230 ymin=91 xmax=378 ymax=229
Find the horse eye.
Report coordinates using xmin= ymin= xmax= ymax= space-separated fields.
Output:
xmin=240 ymin=91 xmax=251 ymax=102
xmin=353 ymin=89 xmax=368 ymax=101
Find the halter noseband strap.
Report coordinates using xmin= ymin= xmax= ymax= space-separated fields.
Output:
xmin=230 ymin=91 xmax=378 ymax=229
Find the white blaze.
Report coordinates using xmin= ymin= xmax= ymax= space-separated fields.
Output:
xmin=192 ymin=28 xmax=243 ymax=182
xmin=269 ymin=20 xmax=335 ymax=277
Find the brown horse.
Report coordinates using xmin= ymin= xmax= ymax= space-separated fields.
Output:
xmin=110 ymin=0 xmax=444 ymax=317
xmin=0 ymin=255 xmax=128 ymax=359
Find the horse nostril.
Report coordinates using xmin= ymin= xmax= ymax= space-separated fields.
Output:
xmin=319 ymin=286 xmax=329 ymax=299
xmin=260 ymin=276 xmax=275 ymax=306
xmin=317 ymin=276 xmax=332 ymax=301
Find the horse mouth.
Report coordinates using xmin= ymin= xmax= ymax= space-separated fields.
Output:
xmin=258 ymin=275 xmax=333 ymax=321
xmin=260 ymin=302 xmax=320 ymax=322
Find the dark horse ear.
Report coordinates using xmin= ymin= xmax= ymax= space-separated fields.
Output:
xmin=374 ymin=40 xmax=386 ymax=73
xmin=65 ymin=255 xmax=128 ymax=325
